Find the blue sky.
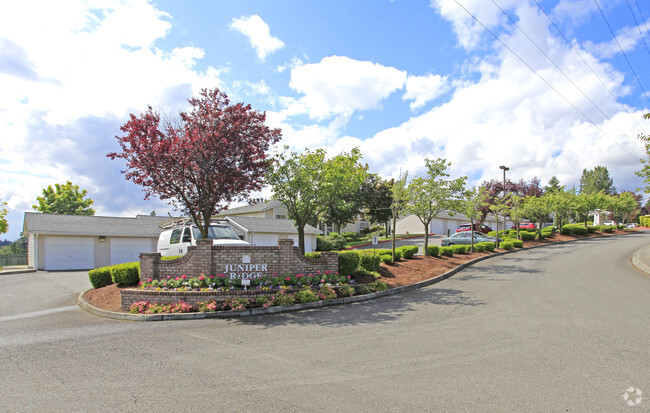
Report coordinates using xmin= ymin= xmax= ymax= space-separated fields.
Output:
xmin=1 ymin=0 xmax=650 ymax=241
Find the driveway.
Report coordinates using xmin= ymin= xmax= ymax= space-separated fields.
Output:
xmin=0 ymin=233 xmax=648 ymax=411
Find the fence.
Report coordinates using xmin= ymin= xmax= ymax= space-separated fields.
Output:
xmin=0 ymin=254 xmax=28 ymax=266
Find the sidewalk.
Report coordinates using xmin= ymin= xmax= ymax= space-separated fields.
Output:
xmin=632 ymin=242 xmax=650 ymax=275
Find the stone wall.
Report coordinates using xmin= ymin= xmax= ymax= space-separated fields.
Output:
xmin=139 ymin=238 xmax=338 ymax=282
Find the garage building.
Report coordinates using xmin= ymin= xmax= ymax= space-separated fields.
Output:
xmin=22 ymin=213 xmax=169 ymax=271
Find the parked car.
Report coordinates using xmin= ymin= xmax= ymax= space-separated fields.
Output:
xmin=158 ymin=223 xmax=249 ymax=257
xmin=441 ymin=231 xmax=499 ymax=246
xmin=512 ymin=222 xmax=537 ymax=230
xmin=627 ymin=223 xmax=637 ymax=229
xmin=456 ymin=223 xmax=492 ymax=234
xmin=603 ymin=220 xmax=616 ymax=226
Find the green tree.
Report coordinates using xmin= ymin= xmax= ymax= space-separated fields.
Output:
xmin=635 ymin=113 xmax=650 ymax=193
xmin=407 ymin=158 xmax=467 ymax=253
xmin=579 ymin=166 xmax=616 ymax=195
xmin=359 ymin=174 xmax=393 ymax=233
xmin=488 ymin=199 xmax=509 ymax=247
xmin=574 ymin=190 xmax=607 ymax=227
xmin=390 ymin=171 xmax=411 ymax=264
xmin=266 ymin=147 xmax=367 ymax=253
xmin=544 ymin=176 xmax=565 ymax=193
xmin=33 ymin=181 xmax=95 ymax=215
xmin=506 ymin=194 xmax=525 ymax=240
xmin=0 ymin=200 xmax=8 ymax=235
xmin=607 ymin=192 xmax=638 ymax=225
xmin=455 ymin=187 xmax=489 ymax=252
xmin=0 ymin=237 xmax=27 ymax=255
xmin=545 ymin=189 xmax=576 ymax=229
xmin=522 ymin=196 xmax=552 ymax=239
xmin=320 ymin=148 xmax=368 ymax=232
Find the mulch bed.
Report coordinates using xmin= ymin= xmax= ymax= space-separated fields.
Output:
xmin=83 ymin=230 xmax=634 ymax=313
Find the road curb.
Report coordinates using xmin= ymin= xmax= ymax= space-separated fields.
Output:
xmin=0 ymin=269 xmax=36 ymax=276
xmin=76 ymin=231 xmax=641 ymax=321
xmin=632 ymin=244 xmax=650 ymax=275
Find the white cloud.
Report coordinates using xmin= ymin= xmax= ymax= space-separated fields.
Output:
xmin=288 ymin=55 xmax=407 ymax=120
xmin=403 ymin=74 xmax=449 ymax=110
xmin=230 ymin=15 xmax=285 ymax=61
xmin=583 ymin=23 xmax=650 ymax=59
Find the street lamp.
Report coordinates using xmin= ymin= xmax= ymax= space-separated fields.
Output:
xmin=499 ymin=165 xmax=509 ymax=246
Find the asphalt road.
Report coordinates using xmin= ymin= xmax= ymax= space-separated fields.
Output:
xmin=1 ymin=233 xmax=649 ymax=412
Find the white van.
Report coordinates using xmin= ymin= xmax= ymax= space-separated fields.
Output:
xmin=157 ymin=222 xmax=249 ymax=257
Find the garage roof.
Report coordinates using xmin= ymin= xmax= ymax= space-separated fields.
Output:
xmin=22 ymin=212 xmax=170 ymax=237
xmin=225 ymin=216 xmax=321 ymax=235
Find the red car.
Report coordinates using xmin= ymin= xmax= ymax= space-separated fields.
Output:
xmin=456 ymin=223 xmax=492 ymax=234
xmin=513 ymin=222 xmax=537 ymax=230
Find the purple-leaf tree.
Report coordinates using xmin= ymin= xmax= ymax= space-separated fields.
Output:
xmin=108 ymin=88 xmax=282 ymax=237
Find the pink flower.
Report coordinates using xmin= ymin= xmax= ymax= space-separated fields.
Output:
xmin=175 ymin=277 xmax=180 ymax=281
xmin=199 ymin=276 xmax=204 ymax=280
xmin=208 ymin=275 xmax=214 ymax=279
xmin=285 ymin=277 xmax=291 ymax=281
xmin=182 ymin=275 xmax=187 ymax=279
xmin=147 ymin=278 xmax=152 ymax=282
xmin=296 ymin=274 xmax=303 ymax=278
xmin=219 ymin=274 xmax=226 ymax=278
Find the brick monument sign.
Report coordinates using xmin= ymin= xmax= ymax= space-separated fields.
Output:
xmin=139 ymin=238 xmax=338 ymax=282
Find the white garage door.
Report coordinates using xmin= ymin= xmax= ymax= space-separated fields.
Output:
xmin=430 ymin=220 xmax=444 ymax=235
xmin=110 ymin=238 xmax=153 ymax=265
xmin=44 ymin=237 xmax=94 ymax=271
xmin=250 ymin=233 xmax=279 ymax=247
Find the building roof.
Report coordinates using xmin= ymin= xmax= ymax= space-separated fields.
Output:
xmin=22 ymin=212 xmax=170 ymax=237
xmin=225 ymin=216 xmax=321 ymax=235
xmin=218 ymin=200 xmax=282 ymax=216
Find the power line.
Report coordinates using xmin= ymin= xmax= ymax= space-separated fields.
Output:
xmin=532 ymin=0 xmax=648 ymax=136
xmin=452 ymin=0 xmax=642 ymax=161
xmin=594 ymin=0 xmax=650 ymax=106
xmin=633 ymin=0 xmax=650 ymax=52
xmin=625 ymin=0 xmax=650 ymax=60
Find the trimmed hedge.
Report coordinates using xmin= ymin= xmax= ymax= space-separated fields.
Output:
xmin=451 ymin=245 xmax=468 ymax=254
xmin=500 ymin=241 xmax=514 ymax=250
xmin=359 ymin=252 xmax=381 ymax=272
xmin=598 ymin=225 xmax=613 ymax=233
xmin=426 ymin=245 xmax=439 ymax=257
xmin=440 ymin=246 xmax=454 ymax=257
xmin=379 ymin=254 xmax=393 ymax=264
xmin=305 ymin=252 xmax=322 ymax=259
xmin=474 ymin=243 xmax=486 ymax=252
xmin=110 ymin=262 xmax=140 ymax=286
xmin=511 ymin=239 xmax=524 ymax=248
xmin=518 ymin=231 xmax=535 ymax=241
xmin=640 ymin=215 xmax=650 ymax=227
xmin=398 ymin=245 xmax=419 ymax=259
xmin=476 ymin=242 xmax=495 ymax=252
xmin=88 ymin=266 xmax=112 ymax=289
xmin=562 ymin=224 xmax=588 ymax=235
xmin=338 ymin=251 xmax=360 ymax=276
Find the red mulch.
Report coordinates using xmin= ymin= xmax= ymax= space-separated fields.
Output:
xmin=83 ymin=230 xmax=636 ymax=312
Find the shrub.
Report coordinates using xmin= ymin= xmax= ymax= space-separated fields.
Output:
xmin=295 ymin=288 xmax=319 ymax=303
xmin=451 ymin=245 xmax=467 ymax=254
xmin=426 ymin=245 xmax=439 ymax=257
xmin=518 ymin=231 xmax=535 ymax=241
xmin=88 ymin=266 xmax=113 ymax=289
xmin=586 ymin=226 xmax=597 ymax=234
xmin=305 ymin=252 xmax=322 ymax=259
xmin=474 ymin=243 xmax=486 ymax=252
xmin=393 ymin=249 xmax=403 ymax=261
xmin=368 ymin=225 xmax=386 ymax=236
xmin=562 ymin=224 xmax=587 ymax=235
xmin=476 ymin=242 xmax=495 ymax=252
xmin=110 ymin=262 xmax=140 ymax=286
xmin=500 ymin=241 xmax=514 ymax=250
xmin=599 ymin=225 xmax=613 ymax=233
xmin=354 ymin=285 xmax=373 ymax=295
xmin=379 ymin=254 xmax=393 ymax=265
xmin=338 ymin=251 xmax=360 ymax=275
xmin=511 ymin=239 xmax=524 ymax=248
xmin=440 ymin=247 xmax=454 ymax=257
xmin=273 ymin=290 xmax=296 ymax=306
xmin=316 ymin=236 xmax=337 ymax=251
xmin=398 ymin=245 xmax=419 ymax=259
xmin=316 ymin=285 xmax=338 ymax=301
xmin=370 ymin=281 xmax=389 ymax=292
xmin=336 ymin=284 xmax=355 ymax=298
xmin=487 ymin=231 xmax=497 ymax=237
xmin=359 ymin=251 xmax=381 ymax=272
xmin=221 ymin=297 xmax=250 ymax=311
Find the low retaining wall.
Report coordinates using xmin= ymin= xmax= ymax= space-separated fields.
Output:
xmin=139 ymin=238 xmax=338 ymax=282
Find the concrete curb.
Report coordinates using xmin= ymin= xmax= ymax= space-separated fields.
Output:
xmin=77 ymin=231 xmax=640 ymax=321
xmin=0 ymin=269 xmax=36 ymax=276
xmin=632 ymin=243 xmax=650 ymax=275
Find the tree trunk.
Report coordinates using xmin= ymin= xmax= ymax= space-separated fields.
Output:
xmin=297 ymin=223 xmax=306 ymax=255
xmin=391 ymin=215 xmax=397 ymax=264
xmin=423 ymin=221 xmax=429 ymax=254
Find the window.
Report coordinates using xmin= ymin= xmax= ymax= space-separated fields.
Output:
xmin=276 ymin=215 xmax=286 ymax=219
xmin=170 ymin=229 xmax=182 ymax=244
xmin=182 ymin=227 xmax=192 ymax=243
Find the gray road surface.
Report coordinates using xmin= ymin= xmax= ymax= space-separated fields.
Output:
xmin=1 ymin=233 xmax=649 ymax=412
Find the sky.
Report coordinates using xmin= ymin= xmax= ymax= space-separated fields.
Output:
xmin=1 ymin=0 xmax=650 ymax=241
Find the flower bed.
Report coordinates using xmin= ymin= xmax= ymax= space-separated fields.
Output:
xmin=127 ymin=281 xmax=388 ymax=314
